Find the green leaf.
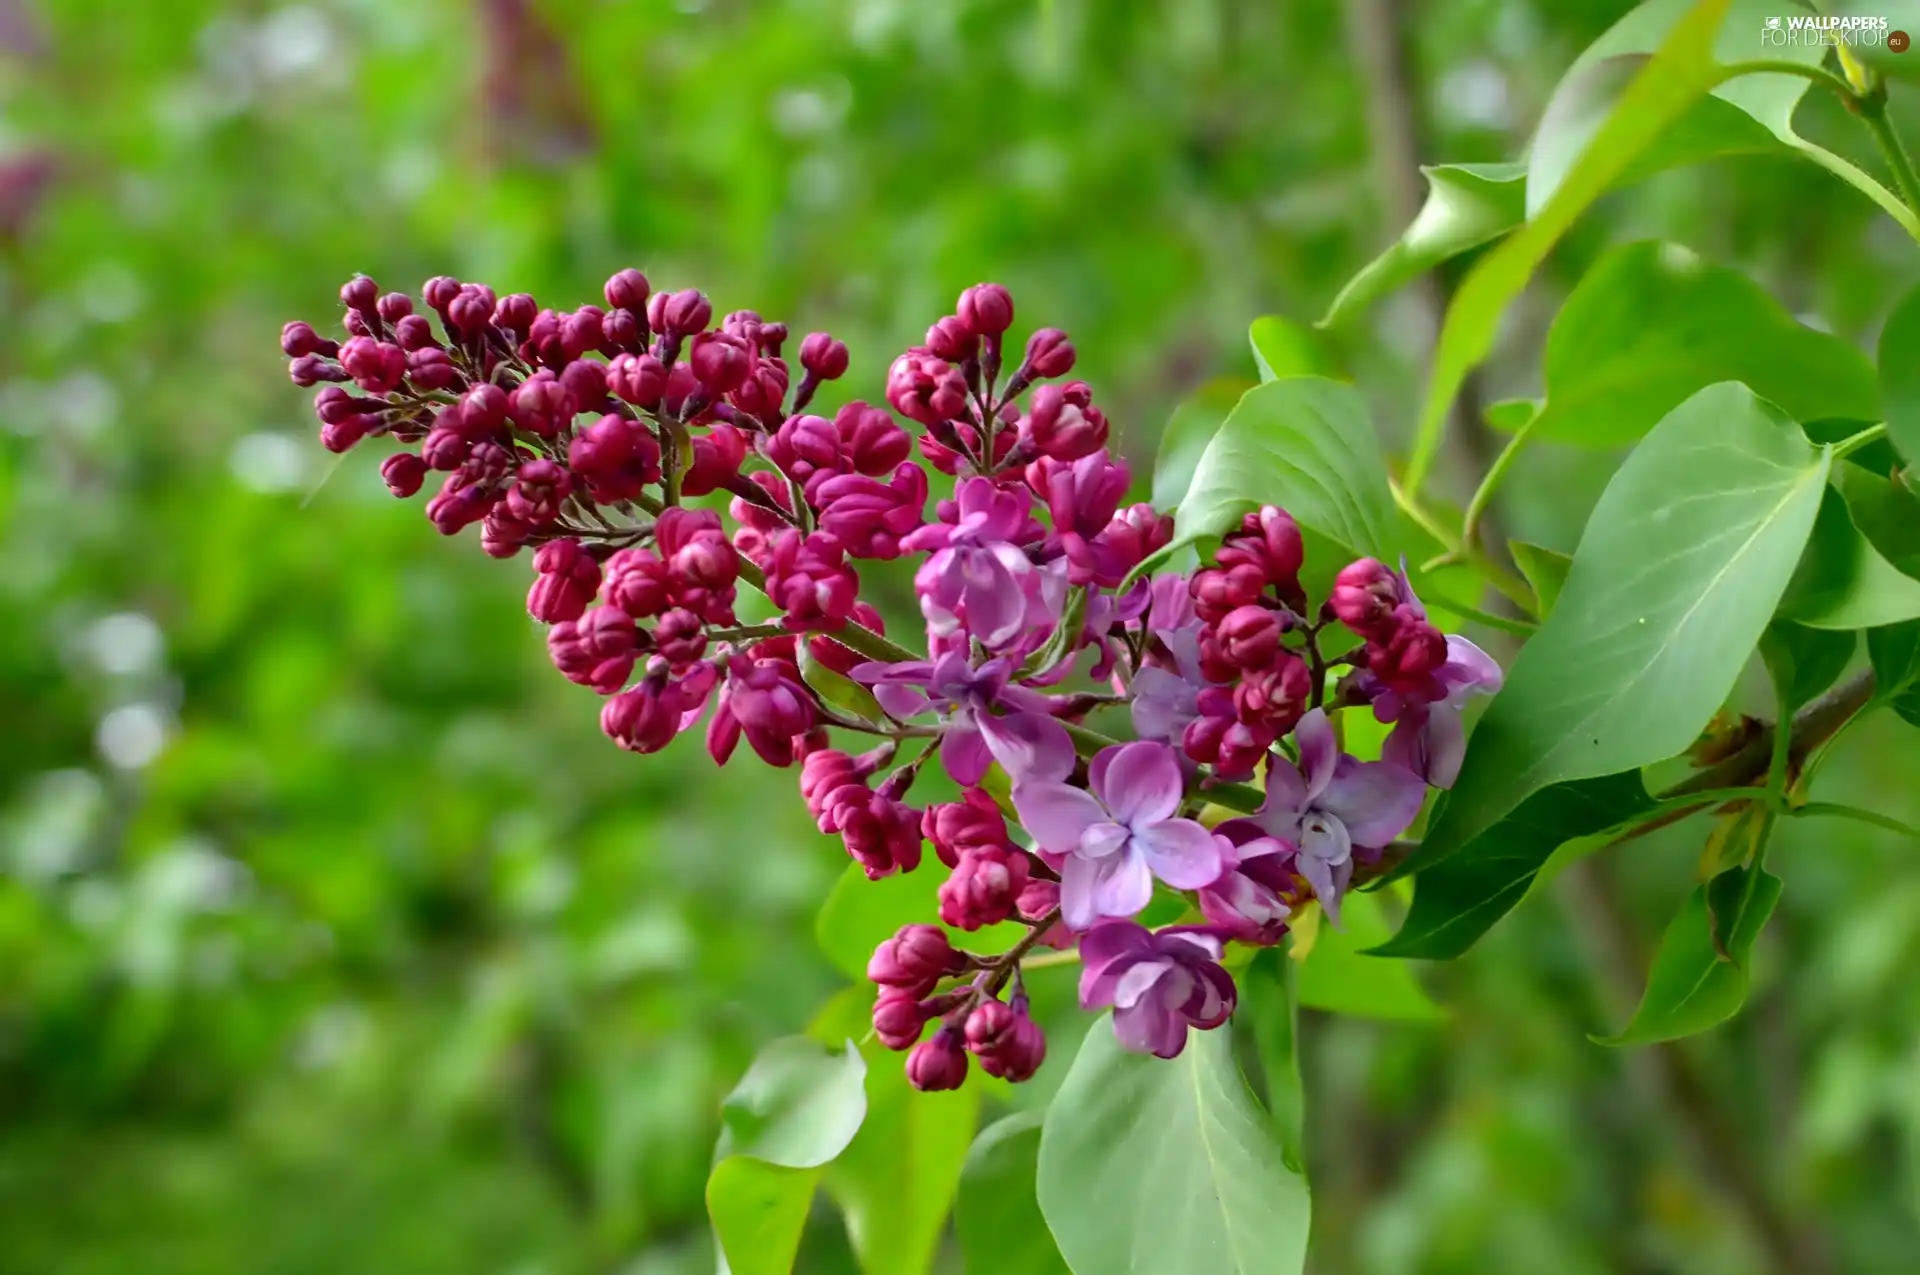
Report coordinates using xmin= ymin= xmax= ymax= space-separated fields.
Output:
xmin=708 ymin=1036 xmax=869 ymax=1275
xmin=1374 ymin=773 xmax=1655 ymax=960
xmin=1318 ymin=163 xmax=1526 ymax=329
xmin=1153 ymin=377 xmax=1254 ymax=511
xmin=955 ymin=1113 xmax=1070 ymax=1275
xmin=1483 ymin=398 xmax=1541 ymax=433
xmin=1833 ymin=463 xmax=1920 ymax=578
xmin=1248 ymin=315 xmax=1343 ymax=383
xmin=1410 ymin=384 xmax=1830 ymax=876
xmin=1518 ymin=241 xmax=1879 ymax=448
xmin=825 ymin=1048 xmax=979 ymax=1275
xmin=1759 ymin=623 xmax=1855 ymax=714
xmin=1868 ymin=622 xmax=1920 ymax=728
xmin=1296 ymin=889 xmax=1442 ymax=1019
xmin=1239 ymin=951 xmax=1305 ymax=1175
xmin=1038 ymin=1019 xmax=1311 ymax=1275
xmin=1778 ymin=486 xmax=1920 ymax=629
xmin=1509 ymin=540 xmax=1573 ymax=618
xmin=1527 ymin=0 xmax=1828 ymax=218
xmin=799 ymin=641 xmax=887 ymax=726
xmin=1879 ymin=278 xmax=1920 ymax=467
xmin=815 ymin=863 xmax=1025 ymax=980
xmin=1405 ymin=0 xmax=1740 ymax=490
xmin=1169 ymin=376 xmax=1396 ymax=563
xmin=709 ymin=1160 xmax=822 ymax=1275
xmin=1596 ymin=865 xmax=1783 ymax=1045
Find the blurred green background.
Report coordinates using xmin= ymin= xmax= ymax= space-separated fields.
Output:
xmin=4 ymin=0 xmax=1920 ymax=1271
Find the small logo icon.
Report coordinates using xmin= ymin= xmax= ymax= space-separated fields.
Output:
xmin=1765 ymin=16 xmax=1782 ymax=30
xmin=1893 ymin=28 xmax=1912 ymax=52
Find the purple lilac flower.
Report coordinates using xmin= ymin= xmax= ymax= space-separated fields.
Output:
xmin=1226 ymin=708 xmax=1425 ymax=923
xmin=1012 ymin=741 xmax=1222 ymax=930
xmin=1366 ymin=634 xmax=1503 ymax=788
xmin=1078 ymin=921 xmax=1236 ymax=1058
xmin=1197 ymin=827 xmax=1298 ymax=945
xmin=902 ymin=478 xmax=1058 ymax=649
xmin=853 ymin=651 xmax=1074 ymax=786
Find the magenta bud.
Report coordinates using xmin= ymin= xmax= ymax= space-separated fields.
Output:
xmin=689 ymin=331 xmax=752 ymax=394
xmin=547 ymin=606 xmax=639 ymax=694
xmin=376 ymin=292 xmax=413 ymax=323
xmin=529 ymin=537 xmax=602 ymax=624
xmin=1021 ymin=327 xmax=1075 ymax=380
xmin=1329 ymin=558 xmax=1398 ymax=636
xmin=423 ymin=275 xmax=461 ymax=311
xmin=421 ymin=426 xmax=472 ymax=471
xmin=601 ymin=678 xmax=682 ymax=753
xmin=509 ymin=371 xmax=567 ymax=438
xmin=1023 ymin=382 xmax=1108 ymax=461
xmin=281 ymin=320 xmax=338 ymax=359
xmin=654 ymin=607 xmax=708 ymax=667
xmin=653 ymin=288 xmax=712 ymax=338
xmin=1232 ymin=652 xmax=1312 ymax=735
xmin=320 ymin=417 xmax=369 ymax=453
xmin=1218 ymin=506 xmax=1304 ymax=598
xmin=604 ymin=267 xmax=651 ymax=313
xmin=1367 ymin=612 xmax=1449 ymax=694
xmin=601 ymin=546 xmax=672 ymax=618
xmin=1213 ymin=605 xmax=1284 ymax=671
xmin=799 ymin=331 xmax=849 ymax=380
xmin=905 ymin=1028 xmax=969 ymax=1092
xmin=448 ymin=288 xmax=492 ymax=338
xmin=381 ymin=452 xmax=428 ymax=497
xmin=925 ymin=315 xmax=978 ymax=362
xmin=392 ymin=314 xmax=437 ymax=351
xmin=873 ymin=989 xmax=929 ymax=1052
xmin=288 ymin=354 xmax=347 ymax=386
xmin=493 ymin=293 xmax=538 ymax=334
xmin=1190 ymin=563 xmax=1268 ymax=625
xmin=607 ymin=352 xmax=667 ymax=408
xmin=408 ymin=347 xmax=463 ymax=392
xmin=602 ymin=306 xmax=643 ymax=351
xmin=340 ymin=336 xmax=407 ymax=393
xmin=867 ymin=923 xmax=964 ymax=996
xmin=339 ymin=274 xmax=378 ymax=313
xmin=938 ymin=844 xmax=1030 ymax=931
xmin=957 ymin=283 xmax=1014 ymax=337
xmin=463 ymin=383 xmax=509 ymax=434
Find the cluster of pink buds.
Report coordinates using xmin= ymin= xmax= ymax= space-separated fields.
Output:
xmin=277 ymin=271 xmax=1503 ymax=1088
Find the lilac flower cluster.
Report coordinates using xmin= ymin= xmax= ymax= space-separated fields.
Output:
xmin=277 ymin=272 xmax=1501 ymax=1089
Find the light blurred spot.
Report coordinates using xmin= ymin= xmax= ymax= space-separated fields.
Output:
xmin=772 ymin=79 xmax=850 ymax=136
xmin=294 ymin=1002 xmax=368 ymax=1070
xmin=1795 ymin=311 xmax=1834 ymax=334
xmin=142 ymin=838 xmax=251 ymax=912
xmin=3 ymin=768 xmax=105 ymax=882
xmin=82 ymin=611 xmax=165 ymax=677
xmin=68 ymin=878 xmax=123 ymax=931
xmin=591 ymin=908 xmax=694 ymax=982
xmin=230 ymin=430 xmax=310 ymax=492
xmin=1435 ymin=61 xmax=1512 ymax=131
xmin=791 ymin=153 xmax=844 ymax=209
xmin=257 ymin=6 xmax=332 ymax=79
xmin=97 ymin=703 xmax=170 ymax=770
xmin=77 ymin=262 xmax=144 ymax=323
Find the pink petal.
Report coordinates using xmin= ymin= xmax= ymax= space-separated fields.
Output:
xmin=1293 ymin=708 xmax=1338 ymax=799
xmin=1088 ymin=850 xmax=1155 ymax=922
xmin=1078 ymin=922 xmax=1153 ymax=997
xmin=1091 ymin=741 xmax=1184 ymax=825
xmin=940 ymin=726 xmax=992 ymax=787
xmin=1322 ymin=757 xmax=1429 ymax=847
xmin=1133 ymin=818 xmax=1224 ymax=889
xmin=979 ymin=710 xmax=1076 ymax=785
xmin=1011 ymin=781 xmax=1106 ymax=854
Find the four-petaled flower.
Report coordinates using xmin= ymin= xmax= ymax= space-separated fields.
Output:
xmin=1369 ymin=633 xmax=1503 ymax=788
xmin=1013 ymin=741 xmax=1222 ymax=930
xmin=1225 ymin=708 xmax=1425 ymax=924
xmin=854 ymin=651 xmax=1074 ymax=786
xmin=1078 ymin=920 xmax=1237 ymax=1058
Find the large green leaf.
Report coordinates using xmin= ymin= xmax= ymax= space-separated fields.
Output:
xmin=1248 ymin=315 xmax=1343 ymax=383
xmin=955 ymin=1113 xmax=1070 ymax=1275
xmin=1834 ymin=463 xmax=1920 ymax=579
xmin=708 ymin=1036 xmax=869 ymax=1275
xmin=1518 ymin=241 xmax=1878 ymax=447
xmin=815 ymin=862 xmax=1024 ymax=980
xmin=1374 ymin=773 xmax=1656 ymax=960
xmin=1760 ymin=622 xmax=1856 ymax=714
xmin=1296 ymin=888 xmax=1442 ymax=1018
xmin=1596 ymin=865 xmax=1783 ymax=1045
xmin=1509 ymin=540 xmax=1573 ymax=618
xmin=1153 ymin=377 xmax=1255 ymax=512
xmin=1169 ymin=376 xmax=1396 ymax=562
xmin=1879 ymin=278 xmax=1920 ymax=468
xmin=1405 ymin=0 xmax=1734 ymax=489
xmin=1778 ymin=487 xmax=1920 ymax=629
xmin=1410 ymin=384 xmax=1830 ymax=875
xmin=1318 ymin=163 xmax=1526 ymax=329
xmin=825 ymin=1048 xmax=979 ymax=1275
xmin=1038 ymin=1018 xmax=1310 ymax=1275
xmin=1239 ymin=951 xmax=1305 ymax=1175
xmin=1868 ymin=622 xmax=1920 ymax=728
xmin=1526 ymin=0 xmax=1825 ymax=217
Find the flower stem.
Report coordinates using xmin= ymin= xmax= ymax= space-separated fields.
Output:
xmin=1830 ymin=421 xmax=1887 ymax=461
xmin=1862 ymin=92 xmax=1920 ymax=215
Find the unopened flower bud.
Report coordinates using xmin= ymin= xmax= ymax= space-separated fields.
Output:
xmin=799 ymin=331 xmax=849 ymax=380
xmin=1024 ymin=382 xmax=1108 ymax=461
xmin=493 ymin=293 xmax=538 ymax=334
xmin=528 ymin=537 xmax=601 ymax=624
xmin=957 ymin=283 xmax=1014 ymax=337
xmin=690 ymin=331 xmax=752 ymax=394
xmin=339 ymin=274 xmax=378 ymax=314
xmin=423 ymin=275 xmax=461 ymax=311
xmin=651 ymin=288 xmax=712 ymax=339
xmin=603 ymin=267 xmax=651 ymax=313
xmin=1329 ymin=558 xmax=1399 ymax=636
xmin=939 ymin=843 xmax=1030 ymax=930
xmin=381 ymin=452 xmax=428 ymax=498
xmin=654 ymin=608 xmax=708 ymax=667
xmin=392 ymin=314 xmax=437 ymax=351
xmin=601 ymin=547 xmax=672 ymax=618
xmin=1213 ymin=605 xmax=1284 ymax=671
xmin=868 ymin=923 xmax=965 ymax=995
xmin=281 ymin=320 xmax=338 ymax=359
xmin=1021 ymin=327 xmax=1075 ymax=380
xmin=906 ymin=1028 xmax=969 ymax=1092
xmin=925 ymin=315 xmax=978 ymax=362
xmin=376 ymin=292 xmax=413 ymax=323
xmin=873 ymin=989 xmax=929 ymax=1051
